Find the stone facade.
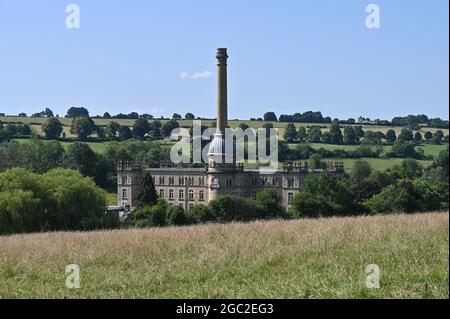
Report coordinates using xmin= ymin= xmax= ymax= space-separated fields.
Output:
xmin=117 ymin=161 xmax=344 ymax=212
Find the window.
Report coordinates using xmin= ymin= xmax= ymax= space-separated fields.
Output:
xmin=169 ymin=177 xmax=175 ymax=185
xmin=288 ymin=192 xmax=294 ymax=205
xmin=189 ymin=203 xmax=194 ymax=211
xmin=199 ymin=190 xmax=205 ymax=201
xmin=179 ymin=203 xmax=184 ymax=208
xmin=199 ymin=177 xmax=205 ymax=186
xmin=252 ymin=191 xmax=257 ymax=200
xmin=159 ymin=176 xmax=165 ymax=185
xmin=179 ymin=189 xmax=184 ymax=200
xmin=159 ymin=189 xmax=165 ymax=198
xmin=226 ymin=179 xmax=233 ymax=187
xmin=122 ymin=188 xmax=128 ymax=200
xmin=127 ymin=175 xmax=132 ymax=185
xmin=189 ymin=190 xmax=194 ymax=201
xmin=118 ymin=176 xmax=122 ymax=185
xmin=179 ymin=177 xmax=184 ymax=185
xmin=169 ymin=189 xmax=174 ymax=200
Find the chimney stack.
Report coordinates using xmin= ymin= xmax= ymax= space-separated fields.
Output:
xmin=216 ymin=48 xmax=228 ymax=132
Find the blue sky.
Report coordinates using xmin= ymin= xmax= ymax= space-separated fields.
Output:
xmin=0 ymin=0 xmax=448 ymax=120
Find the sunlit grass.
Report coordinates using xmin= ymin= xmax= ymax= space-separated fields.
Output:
xmin=0 ymin=212 xmax=447 ymax=299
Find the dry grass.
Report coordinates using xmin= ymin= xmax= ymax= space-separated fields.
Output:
xmin=0 ymin=212 xmax=448 ymax=299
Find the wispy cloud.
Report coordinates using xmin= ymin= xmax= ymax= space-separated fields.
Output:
xmin=179 ymin=71 xmax=212 ymax=80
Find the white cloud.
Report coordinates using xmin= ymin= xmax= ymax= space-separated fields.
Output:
xmin=179 ymin=70 xmax=211 ymax=80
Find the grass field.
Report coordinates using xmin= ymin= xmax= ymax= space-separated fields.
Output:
xmin=289 ymin=142 xmax=447 ymax=160
xmin=324 ymin=157 xmax=433 ymax=171
xmin=0 ymin=212 xmax=447 ymax=298
xmin=2 ymin=116 xmax=448 ymax=138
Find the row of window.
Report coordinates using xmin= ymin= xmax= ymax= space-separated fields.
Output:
xmin=160 ymin=189 xmax=205 ymax=201
xmin=156 ymin=176 xmax=206 ymax=187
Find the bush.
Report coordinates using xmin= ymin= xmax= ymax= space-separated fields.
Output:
xmin=209 ymin=195 xmax=259 ymax=222
xmin=364 ymin=179 xmax=448 ymax=214
xmin=129 ymin=199 xmax=167 ymax=227
xmin=291 ymin=173 xmax=356 ymax=218
xmin=167 ymin=206 xmax=190 ymax=226
xmin=255 ymin=189 xmax=286 ymax=219
xmin=189 ymin=205 xmax=216 ymax=223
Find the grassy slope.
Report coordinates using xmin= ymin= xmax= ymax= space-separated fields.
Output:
xmin=0 ymin=212 xmax=448 ymax=299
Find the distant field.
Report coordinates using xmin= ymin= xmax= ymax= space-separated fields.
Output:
xmin=2 ymin=116 xmax=448 ymax=138
xmin=325 ymin=157 xmax=433 ymax=171
xmin=245 ymin=158 xmax=433 ymax=172
xmin=13 ymin=139 xmax=111 ymax=153
xmin=289 ymin=143 xmax=448 ymax=160
xmin=0 ymin=212 xmax=447 ymax=298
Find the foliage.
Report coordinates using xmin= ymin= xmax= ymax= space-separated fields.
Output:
xmin=291 ymin=173 xmax=356 ymax=218
xmin=0 ymin=168 xmax=107 ymax=234
xmin=137 ymin=173 xmax=158 ymax=207
xmin=70 ymin=116 xmax=96 ymax=140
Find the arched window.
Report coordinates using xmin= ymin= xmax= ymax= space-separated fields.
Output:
xmin=122 ymin=188 xmax=128 ymax=199
xmin=189 ymin=190 xmax=194 ymax=201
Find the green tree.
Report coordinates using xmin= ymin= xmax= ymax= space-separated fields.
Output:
xmin=310 ymin=154 xmax=327 ymax=170
xmin=209 ymin=195 xmax=259 ymax=222
xmin=129 ymin=199 xmax=167 ymax=227
xmin=291 ymin=173 xmax=355 ymax=218
xmin=66 ymin=107 xmax=90 ymax=118
xmin=167 ymin=206 xmax=189 ymax=225
xmin=70 ymin=116 xmax=96 ymax=140
xmin=343 ymin=126 xmax=357 ymax=144
xmin=431 ymin=130 xmax=444 ymax=144
xmin=424 ymin=131 xmax=433 ymax=141
xmin=137 ymin=173 xmax=158 ymax=207
xmin=132 ymin=118 xmax=151 ymax=140
xmin=351 ymin=160 xmax=372 ymax=184
xmin=185 ymin=113 xmax=195 ymax=120
xmin=118 ymin=126 xmax=133 ymax=140
xmin=263 ymin=112 xmax=278 ymax=122
xmin=283 ymin=123 xmax=298 ymax=143
xmin=307 ymin=126 xmax=322 ymax=143
xmin=189 ymin=204 xmax=215 ymax=223
xmin=414 ymin=132 xmax=423 ymax=143
xmin=328 ymin=123 xmax=343 ymax=144
xmin=385 ymin=129 xmax=397 ymax=143
xmin=106 ymin=121 xmax=120 ymax=138
xmin=42 ymin=118 xmax=63 ymax=140
xmin=162 ymin=120 xmax=179 ymax=138
xmin=398 ymin=128 xmax=414 ymax=142
xmin=297 ymin=126 xmax=307 ymax=143
xmin=255 ymin=189 xmax=285 ymax=218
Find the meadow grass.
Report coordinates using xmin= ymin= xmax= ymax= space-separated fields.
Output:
xmin=0 ymin=212 xmax=447 ymax=299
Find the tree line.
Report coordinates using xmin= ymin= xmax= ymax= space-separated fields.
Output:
xmin=282 ymin=122 xmax=447 ymax=145
xmin=264 ymin=111 xmax=449 ymax=129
